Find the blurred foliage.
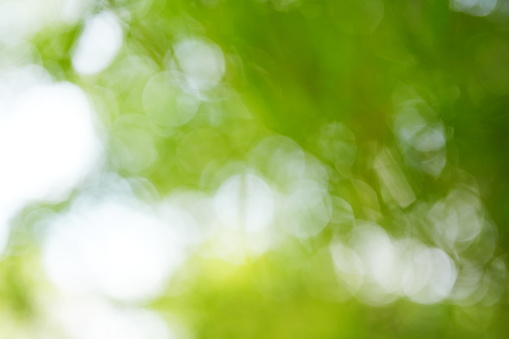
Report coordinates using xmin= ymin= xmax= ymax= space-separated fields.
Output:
xmin=2 ymin=0 xmax=509 ymax=338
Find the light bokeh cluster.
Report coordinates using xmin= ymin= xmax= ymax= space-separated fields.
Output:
xmin=1 ymin=0 xmax=509 ymax=338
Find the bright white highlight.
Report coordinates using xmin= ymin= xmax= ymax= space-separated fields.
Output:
xmin=72 ymin=11 xmax=123 ymax=75
xmin=0 ymin=66 xmax=102 ymax=254
xmin=331 ymin=224 xmax=458 ymax=305
xmin=171 ymin=37 xmax=225 ymax=93
xmin=0 ymin=82 xmax=101 ymax=204
xmin=214 ymin=173 xmax=275 ymax=233
xmin=43 ymin=194 xmax=184 ymax=302
xmin=209 ymin=173 xmax=275 ymax=263
xmin=405 ymin=247 xmax=457 ymax=304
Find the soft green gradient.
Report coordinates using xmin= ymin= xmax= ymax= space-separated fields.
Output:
xmin=1 ymin=0 xmax=509 ymax=338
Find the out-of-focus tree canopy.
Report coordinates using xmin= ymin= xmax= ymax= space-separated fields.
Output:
xmin=1 ymin=0 xmax=509 ymax=338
